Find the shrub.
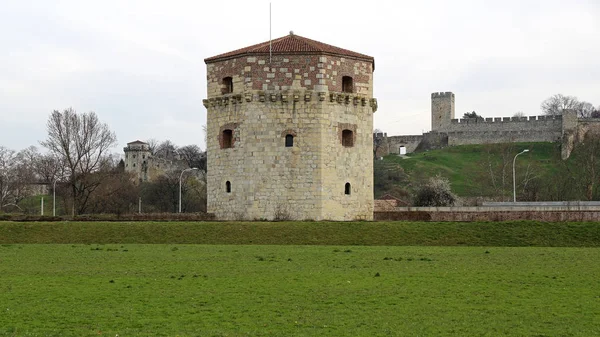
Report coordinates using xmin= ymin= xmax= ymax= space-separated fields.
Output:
xmin=413 ymin=176 xmax=458 ymax=207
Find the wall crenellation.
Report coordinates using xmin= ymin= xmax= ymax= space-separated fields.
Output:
xmin=377 ymin=92 xmax=590 ymax=159
xmin=450 ymin=115 xmax=562 ymax=125
xmin=431 ymin=92 xmax=454 ymax=98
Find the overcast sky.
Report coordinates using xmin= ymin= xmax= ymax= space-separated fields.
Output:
xmin=1 ymin=0 xmax=599 ymax=153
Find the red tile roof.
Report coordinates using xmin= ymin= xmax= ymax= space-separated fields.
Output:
xmin=127 ymin=140 xmax=148 ymax=145
xmin=204 ymin=33 xmax=374 ymax=68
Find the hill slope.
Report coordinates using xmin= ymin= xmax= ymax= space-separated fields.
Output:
xmin=375 ymin=142 xmax=563 ymax=201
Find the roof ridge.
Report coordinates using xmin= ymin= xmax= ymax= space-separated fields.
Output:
xmin=205 ymin=34 xmax=374 ymax=64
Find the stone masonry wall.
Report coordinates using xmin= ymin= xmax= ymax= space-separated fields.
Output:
xmin=385 ymin=135 xmax=424 ymax=155
xmin=206 ymin=54 xmax=373 ymax=97
xmin=443 ymin=115 xmax=563 ymax=146
xmin=431 ymin=92 xmax=455 ymax=131
xmin=205 ymin=53 xmax=375 ymax=221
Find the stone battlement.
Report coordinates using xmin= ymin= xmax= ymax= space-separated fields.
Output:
xmin=375 ymin=92 xmax=587 ymax=159
xmin=450 ymin=115 xmax=562 ymax=124
xmin=431 ymin=92 xmax=454 ymax=98
xmin=203 ymin=91 xmax=378 ymax=112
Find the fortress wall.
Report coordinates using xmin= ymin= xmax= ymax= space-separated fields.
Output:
xmin=447 ymin=130 xmax=563 ymax=146
xmin=442 ymin=115 xmax=563 ymax=146
xmin=386 ymin=135 xmax=423 ymax=154
xmin=444 ymin=115 xmax=563 ymax=132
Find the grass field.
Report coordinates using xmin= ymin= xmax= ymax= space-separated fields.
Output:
xmin=1 ymin=244 xmax=599 ymax=336
xmin=2 ymin=221 xmax=599 ymax=336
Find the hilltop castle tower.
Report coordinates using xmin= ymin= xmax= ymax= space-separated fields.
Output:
xmin=203 ymin=33 xmax=377 ymax=220
xmin=123 ymin=140 xmax=152 ymax=182
xmin=431 ymin=92 xmax=455 ymax=131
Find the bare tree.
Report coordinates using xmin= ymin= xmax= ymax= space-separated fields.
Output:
xmin=541 ymin=94 xmax=580 ymax=116
xmin=513 ymin=111 xmax=526 ymax=118
xmin=40 ymin=108 xmax=117 ymax=215
xmin=85 ymin=168 xmax=139 ymax=215
xmin=146 ymin=138 xmax=160 ymax=155
xmin=140 ymin=171 xmax=180 ymax=212
xmin=18 ymin=146 xmax=65 ymax=184
xmin=0 ymin=146 xmax=40 ymax=211
xmin=178 ymin=144 xmax=206 ymax=171
xmin=0 ymin=147 xmax=18 ymax=210
xmin=155 ymin=140 xmax=178 ymax=160
xmin=540 ymin=94 xmax=596 ymax=117
xmin=578 ymin=102 xmax=596 ymax=118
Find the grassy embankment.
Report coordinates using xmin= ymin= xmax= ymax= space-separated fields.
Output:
xmin=1 ymin=220 xmax=600 ymax=246
xmin=378 ymin=142 xmax=561 ymax=197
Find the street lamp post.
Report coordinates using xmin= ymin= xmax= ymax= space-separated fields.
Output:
xmin=513 ymin=149 xmax=530 ymax=202
xmin=179 ymin=167 xmax=199 ymax=213
xmin=53 ymin=179 xmax=57 ymax=217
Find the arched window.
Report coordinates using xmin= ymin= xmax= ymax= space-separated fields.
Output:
xmin=223 ymin=77 xmax=233 ymax=94
xmin=226 ymin=181 xmax=231 ymax=193
xmin=285 ymin=134 xmax=294 ymax=147
xmin=345 ymin=182 xmax=351 ymax=195
xmin=342 ymin=76 xmax=353 ymax=93
xmin=342 ymin=129 xmax=354 ymax=147
xmin=222 ymin=129 xmax=233 ymax=149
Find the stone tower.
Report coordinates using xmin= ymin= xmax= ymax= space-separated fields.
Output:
xmin=123 ymin=140 xmax=151 ymax=182
xmin=203 ymin=33 xmax=377 ymax=221
xmin=431 ymin=92 xmax=455 ymax=131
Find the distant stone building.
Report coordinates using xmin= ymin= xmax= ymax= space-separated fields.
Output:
xmin=123 ymin=140 xmax=189 ymax=182
xmin=203 ymin=32 xmax=377 ymax=220
xmin=376 ymin=92 xmax=598 ymax=159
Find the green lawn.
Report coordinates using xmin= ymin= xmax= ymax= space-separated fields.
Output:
xmin=1 ymin=244 xmax=599 ymax=336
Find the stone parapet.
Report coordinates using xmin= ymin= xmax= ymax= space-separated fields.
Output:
xmin=203 ymin=91 xmax=377 ymax=111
